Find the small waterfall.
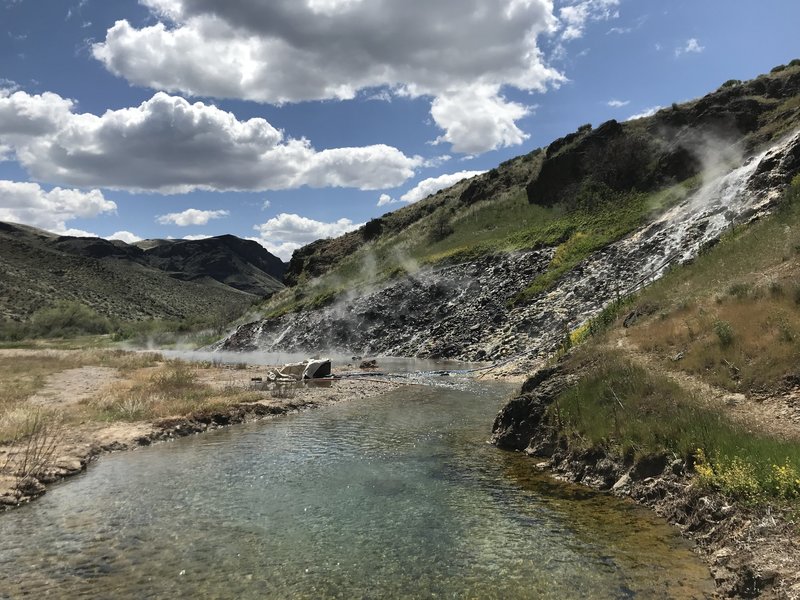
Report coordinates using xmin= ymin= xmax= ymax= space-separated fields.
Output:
xmin=268 ymin=322 xmax=294 ymax=349
xmin=506 ymin=130 xmax=800 ymax=360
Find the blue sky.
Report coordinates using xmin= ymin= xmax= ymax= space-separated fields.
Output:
xmin=1 ymin=0 xmax=798 ymax=260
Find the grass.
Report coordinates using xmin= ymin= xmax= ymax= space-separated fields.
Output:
xmin=620 ymin=176 xmax=800 ymax=394
xmin=87 ymin=361 xmax=243 ymax=422
xmin=0 ymin=299 xmax=251 ymax=348
xmin=552 ymin=348 xmax=800 ymax=506
xmin=0 ymin=349 xmax=267 ymax=484
xmin=551 ymin=178 xmax=800 ymax=507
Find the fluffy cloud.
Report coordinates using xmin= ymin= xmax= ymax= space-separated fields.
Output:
xmin=430 ymin=86 xmax=532 ymax=155
xmin=400 ymin=170 xmax=486 ymax=204
xmin=626 ymin=105 xmax=662 ymax=121
xmin=675 ymin=38 xmax=705 ymax=57
xmin=607 ymin=99 xmax=630 ymax=108
xmin=251 ymin=212 xmax=363 ymax=260
xmin=0 ymin=89 xmax=422 ymax=193
xmin=377 ymin=193 xmax=394 ymax=207
xmin=559 ymin=0 xmax=620 ymax=41
xmin=157 ymin=208 xmax=229 ymax=226
xmin=107 ymin=230 xmax=142 ymax=244
xmin=92 ymin=0 xmax=570 ymax=154
xmin=0 ymin=180 xmax=116 ymax=233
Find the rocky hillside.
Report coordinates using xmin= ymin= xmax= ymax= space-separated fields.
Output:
xmin=223 ymin=62 xmax=800 ymax=363
xmin=0 ymin=224 xmax=285 ymax=322
xmin=490 ymin=174 xmax=800 ymax=598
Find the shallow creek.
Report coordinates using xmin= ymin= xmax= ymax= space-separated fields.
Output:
xmin=0 ymin=376 xmax=714 ymax=598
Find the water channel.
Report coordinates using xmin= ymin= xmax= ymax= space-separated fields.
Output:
xmin=0 ymin=376 xmax=714 ymax=598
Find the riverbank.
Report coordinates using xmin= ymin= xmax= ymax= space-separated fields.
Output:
xmin=0 ymin=348 xmax=401 ymax=510
xmin=492 ymin=362 xmax=800 ymax=599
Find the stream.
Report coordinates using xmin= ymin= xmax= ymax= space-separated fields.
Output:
xmin=0 ymin=377 xmax=714 ymax=598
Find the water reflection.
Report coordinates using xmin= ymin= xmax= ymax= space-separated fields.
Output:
xmin=0 ymin=381 xmax=714 ymax=598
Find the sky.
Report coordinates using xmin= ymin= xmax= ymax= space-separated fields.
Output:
xmin=0 ymin=0 xmax=798 ymax=260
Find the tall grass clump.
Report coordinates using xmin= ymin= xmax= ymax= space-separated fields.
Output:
xmin=0 ymin=409 xmax=63 ymax=479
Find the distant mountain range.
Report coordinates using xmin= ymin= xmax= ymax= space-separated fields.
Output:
xmin=0 ymin=222 xmax=285 ymax=322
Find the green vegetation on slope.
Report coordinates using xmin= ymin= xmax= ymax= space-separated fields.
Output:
xmin=550 ymin=177 xmax=800 ymax=507
xmin=0 ymin=300 xmax=249 ymax=346
xmin=552 ymin=349 xmax=800 ymax=505
xmin=261 ymin=178 xmax=693 ymax=318
xmin=265 ymin=61 xmax=800 ymax=321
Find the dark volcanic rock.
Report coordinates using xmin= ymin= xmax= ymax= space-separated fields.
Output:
xmin=491 ymin=394 xmax=550 ymax=451
xmin=223 ymin=250 xmax=555 ymax=360
xmin=491 ymin=366 xmax=572 ymax=450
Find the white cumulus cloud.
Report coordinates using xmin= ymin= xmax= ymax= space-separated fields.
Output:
xmin=0 ymin=89 xmax=422 ymax=193
xmin=675 ymin=38 xmax=704 ymax=57
xmin=92 ymin=0 xmax=570 ymax=154
xmin=559 ymin=0 xmax=620 ymax=41
xmin=251 ymin=212 xmax=363 ymax=260
xmin=626 ymin=105 xmax=663 ymax=121
xmin=0 ymin=180 xmax=116 ymax=234
xmin=377 ymin=193 xmax=394 ymax=207
xmin=157 ymin=208 xmax=230 ymax=226
xmin=606 ymin=99 xmax=630 ymax=108
xmin=400 ymin=170 xmax=486 ymax=204
xmin=107 ymin=230 xmax=143 ymax=244
xmin=430 ymin=86 xmax=532 ymax=155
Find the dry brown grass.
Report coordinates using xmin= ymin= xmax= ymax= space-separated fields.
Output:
xmin=0 ymin=350 xmax=246 ymax=444
xmin=617 ymin=178 xmax=800 ymax=395
xmin=85 ymin=360 xmax=263 ymax=422
xmin=629 ymin=284 xmax=800 ymax=394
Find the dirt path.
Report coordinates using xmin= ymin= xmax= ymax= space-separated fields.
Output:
xmin=612 ymin=333 xmax=800 ymax=441
xmin=27 ymin=366 xmax=122 ymax=408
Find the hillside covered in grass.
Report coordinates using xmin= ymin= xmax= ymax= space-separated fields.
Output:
xmin=491 ymin=176 xmax=800 ymax=597
xmin=264 ymin=60 xmax=800 ymax=319
xmin=0 ymin=223 xmax=285 ymax=340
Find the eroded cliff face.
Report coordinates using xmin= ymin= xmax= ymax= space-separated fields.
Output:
xmin=222 ymin=131 xmax=800 ymax=362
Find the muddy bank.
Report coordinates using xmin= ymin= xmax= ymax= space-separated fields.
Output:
xmin=0 ymin=374 xmax=401 ymax=511
xmin=491 ymin=366 xmax=800 ymax=599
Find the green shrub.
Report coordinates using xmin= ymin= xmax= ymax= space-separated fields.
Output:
xmin=28 ymin=301 xmax=111 ymax=338
xmin=713 ymin=319 xmax=734 ymax=346
xmin=727 ymin=282 xmax=751 ymax=299
xmin=429 ymin=211 xmax=454 ymax=242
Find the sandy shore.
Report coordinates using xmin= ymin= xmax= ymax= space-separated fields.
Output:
xmin=0 ymin=349 xmax=402 ymax=510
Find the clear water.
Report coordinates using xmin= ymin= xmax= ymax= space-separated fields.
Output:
xmin=0 ymin=381 xmax=714 ymax=599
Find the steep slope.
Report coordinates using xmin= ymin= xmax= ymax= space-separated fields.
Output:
xmin=490 ymin=176 xmax=800 ymax=598
xmin=223 ymin=62 xmax=800 ymax=361
xmin=281 ymin=63 xmax=800 ymax=290
xmin=137 ymin=235 xmax=285 ymax=296
xmin=0 ymin=224 xmax=284 ymax=322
